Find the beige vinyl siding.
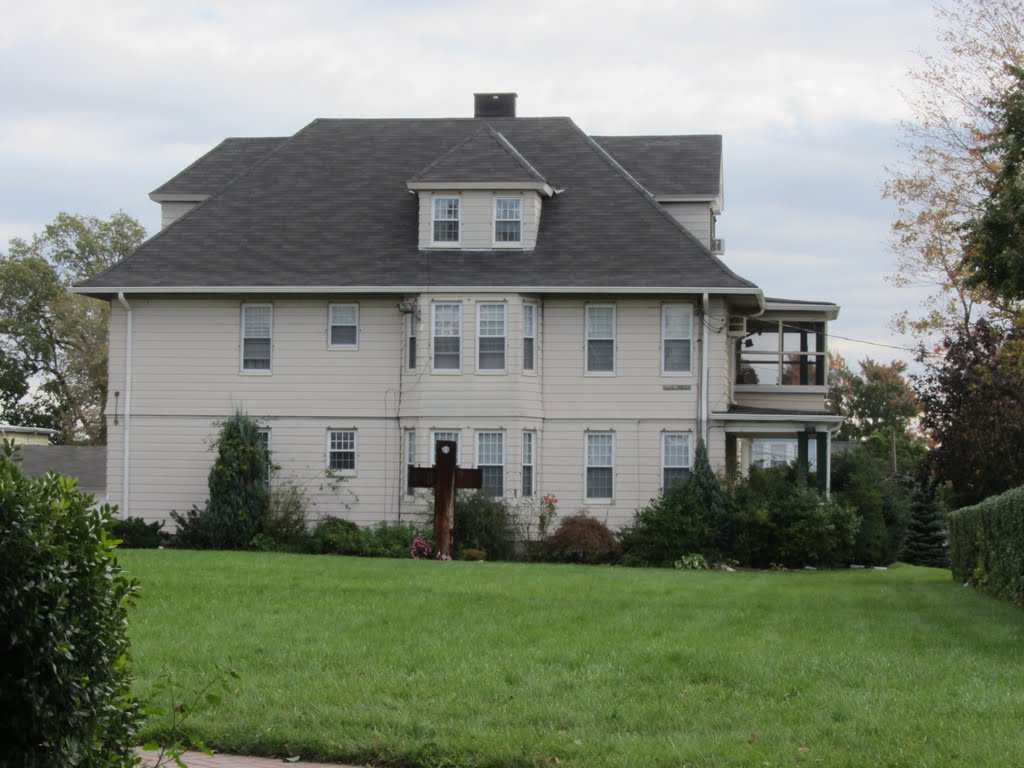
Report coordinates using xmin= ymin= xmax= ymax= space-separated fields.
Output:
xmin=734 ymin=390 xmax=829 ymax=411
xmin=660 ymin=202 xmax=713 ymax=247
xmin=417 ymin=191 xmax=541 ymax=249
xmin=160 ymin=201 xmax=201 ymax=229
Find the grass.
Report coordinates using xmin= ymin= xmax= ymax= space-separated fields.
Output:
xmin=121 ymin=551 xmax=1024 ymax=767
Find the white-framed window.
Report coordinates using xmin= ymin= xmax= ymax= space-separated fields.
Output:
xmin=523 ymin=302 xmax=537 ymax=373
xmin=494 ymin=197 xmax=522 ymax=243
xmin=585 ymin=432 xmax=614 ymax=500
xmin=735 ymin=320 xmax=827 ymax=387
xmin=585 ymin=304 xmax=615 ymax=373
xmin=327 ymin=429 xmax=357 ymax=473
xmin=241 ymin=303 xmax=272 ymax=372
xmin=476 ymin=431 xmax=505 ymax=497
xmin=477 ymin=303 xmax=507 ymax=371
xmin=522 ymin=430 xmax=535 ymax=498
xmin=662 ymin=303 xmax=693 ymax=374
xmin=432 ymin=302 xmax=461 ymax=371
xmin=328 ymin=303 xmax=359 ymax=349
xmin=408 ymin=312 xmax=417 ymax=370
xmin=433 ymin=196 xmax=460 ymax=243
xmin=432 ymin=430 xmax=461 ymax=464
xmin=405 ymin=428 xmax=416 ymax=496
xmin=662 ymin=432 xmax=692 ymax=490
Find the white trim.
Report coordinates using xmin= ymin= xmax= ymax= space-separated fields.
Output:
xmin=661 ymin=302 xmax=694 ymax=375
xmin=521 ymin=429 xmax=536 ymax=498
xmin=584 ymin=302 xmax=616 ymax=375
xmin=584 ymin=431 xmax=615 ymax=502
xmin=326 ymin=428 xmax=358 ymax=475
xmin=654 ymin=194 xmax=717 ymax=203
xmin=117 ymin=293 xmax=133 ymax=516
xmin=148 ymin=193 xmax=209 ymax=203
xmin=407 ymin=311 xmax=418 ymax=371
xmin=431 ymin=301 xmax=462 ymax=373
xmin=327 ymin=302 xmax=360 ymax=350
xmin=431 ymin=194 xmax=461 ymax=246
xmin=763 ymin=300 xmax=841 ymax=319
xmin=734 ymin=385 xmax=829 ymax=395
xmin=0 ymin=424 xmax=59 ymax=436
xmin=408 ymin=180 xmax=554 ymax=195
xmin=476 ymin=301 xmax=508 ymax=373
xmin=492 ymin=195 xmax=523 ymax=247
xmin=661 ymin=431 xmax=693 ymax=490
xmin=240 ymin=302 xmax=273 ymax=374
xmin=522 ymin=301 xmax=538 ymax=374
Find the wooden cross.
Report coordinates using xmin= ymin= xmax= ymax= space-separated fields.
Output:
xmin=407 ymin=440 xmax=483 ymax=558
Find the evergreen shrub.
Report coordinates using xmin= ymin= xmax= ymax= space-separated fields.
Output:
xmin=948 ymin=485 xmax=1024 ymax=604
xmin=110 ymin=515 xmax=165 ymax=548
xmin=618 ymin=481 xmax=713 ymax=567
xmin=0 ymin=444 xmax=140 ymax=766
xmin=903 ymin=478 xmax=948 ymax=568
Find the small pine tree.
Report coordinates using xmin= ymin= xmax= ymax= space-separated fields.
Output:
xmin=690 ymin=439 xmax=733 ymax=553
xmin=172 ymin=410 xmax=268 ymax=549
xmin=902 ymin=477 xmax=948 ymax=567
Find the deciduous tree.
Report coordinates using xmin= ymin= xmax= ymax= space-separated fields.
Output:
xmin=0 ymin=212 xmax=145 ymax=444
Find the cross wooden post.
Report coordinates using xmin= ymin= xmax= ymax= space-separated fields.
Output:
xmin=407 ymin=440 xmax=483 ymax=558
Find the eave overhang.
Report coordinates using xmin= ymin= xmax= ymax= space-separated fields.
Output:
xmin=406 ymin=180 xmax=555 ymax=196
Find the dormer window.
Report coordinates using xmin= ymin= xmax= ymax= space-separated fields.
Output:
xmin=494 ymin=197 xmax=522 ymax=243
xmin=433 ymin=197 xmax=460 ymax=243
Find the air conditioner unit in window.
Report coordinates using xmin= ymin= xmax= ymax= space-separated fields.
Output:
xmin=711 ymin=238 xmax=725 ymax=254
xmin=727 ymin=316 xmax=747 ymax=337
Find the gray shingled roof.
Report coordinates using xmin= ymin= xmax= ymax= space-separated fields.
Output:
xmin=17 ymin=445 xmax=107 ymax=497
xmin=82 ymin=118 xmax=754 ymax=293
xmin=409 ymin=125 xmax=548 ymax=185
xmin=151 ymin=137 xmax=287 ymax=197
xmin=591 ymin=135 xmax=721 ymax=199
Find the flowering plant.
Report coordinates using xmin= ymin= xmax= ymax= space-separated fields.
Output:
xmin=409 ymin=535 xmax=432 ymax=560
xmin=539 ymin=494 xmax=559 ymax=538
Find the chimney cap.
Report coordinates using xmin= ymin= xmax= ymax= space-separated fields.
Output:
xmin=474 ymin=92 xmax=518 ymax=118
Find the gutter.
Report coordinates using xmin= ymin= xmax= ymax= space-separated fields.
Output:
xmin=701 ymin=292 xmax=710 ymax=445
xmin=117 ymin=293 xmax=133 ymax=516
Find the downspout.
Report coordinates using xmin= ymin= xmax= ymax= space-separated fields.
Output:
xmin=701 ymin=292 xmax=710 ymax=446
xmin=117 ymin=293 xmax=133 ymax=516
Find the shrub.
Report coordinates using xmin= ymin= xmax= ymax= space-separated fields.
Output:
xmin=904 ymin=478 xmax=949 ymax=568
xmin=410 ymin=536 xmax=433 ymax=559
xmin=690 ymin=440 xmax=733 ymax=553
xmin=831 ymin=449 xmax=910 ymax=565
xmin=459 ymin=547 xmax=487 ymax=561
xmin=311 ymin=518 xmax=424 ymax=558
xmin=0 ymin=444 xmax=140 ymax=766
xmin=251 ymin=479 xmax=312 ymax=552
xmin=675 ymin=553 xmax=710 ymax=570
xmin=171 ymin=410 xmax=269 ymax=549
xmin=110 ymin=515 xmax=165 ymax=548
xmin=731 ymin=465 xmax=859 ymax=568
xmin=310 ymin=516 xmax=359 ymax=554
xmin=948 ymin=485 xmax=1024 ymax=604
xmin=619 ymin=481 xmax=712 ymax=567
xmin=545 ymin=514 xmax=622 ymax=564
xmin=454 ymin=491 xmax=516 ymax=560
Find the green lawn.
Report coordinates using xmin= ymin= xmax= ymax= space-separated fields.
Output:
xmin=121 ymin=551 xmax=1024 ymax=768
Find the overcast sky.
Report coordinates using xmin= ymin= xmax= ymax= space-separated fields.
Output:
xmin=1 ymin=0 xmax=940 ymax=365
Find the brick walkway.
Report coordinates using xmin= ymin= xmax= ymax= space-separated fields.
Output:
xmin=135 ymin=747 xmax=362 ymax=768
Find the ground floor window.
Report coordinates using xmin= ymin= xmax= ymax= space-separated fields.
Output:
xmin=405 ymin=428 xmax=415 ymax=496
xmin=662 ymin=432 xmax=692 ymax=489
xmin=327 ymin=430 xmax=357 ymax=472
xmin=522 ymin=430 xmax=535 ymax=497
xmin=432 ymin=430 xmax=461 ymax=464
xmin=752 ymin=438 xmax=817 ymax=471
xmin=586 ymin=432 xmax=614 ymax=499
xmin=477 ymin=432 xmax=505 ymax=496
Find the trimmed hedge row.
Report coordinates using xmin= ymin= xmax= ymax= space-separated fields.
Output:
xmin=948 ymin=485 xmax=1024 ymax=605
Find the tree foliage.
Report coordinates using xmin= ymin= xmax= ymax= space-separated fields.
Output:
xmin=903 ymin=477 xmax=949 ymax=568
xmin=885 ymin=0 xmax=1024 ymax=336
xmin=964 ymin=64 xmax=1024 ymax=301
xmin=0 ymin=212 xmax=145 ymax=443
xmin=914 ymin=317 xmax=1024 ymax=507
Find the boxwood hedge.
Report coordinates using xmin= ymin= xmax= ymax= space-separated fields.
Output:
xmin=948 ymin=485 xmax=1024 ymax=605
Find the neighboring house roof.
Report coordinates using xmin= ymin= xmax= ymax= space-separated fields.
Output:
xmin=150 ymin=137 xmax=288 ymax=198
xmin=16 ymin=445 xmax=107 ymax=497
xmin=78 ymin=117 xmax=756 ymax=295
xmin=591 ymin=135 xmax=722 ymax=199
xmin=408 ymin=125 xmax=549 ymax=186
xmin=0 ymin=423 xmax=58 ymax=438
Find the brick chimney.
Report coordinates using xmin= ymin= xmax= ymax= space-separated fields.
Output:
xmin=474 ymin=93 xmax=517 ymax=118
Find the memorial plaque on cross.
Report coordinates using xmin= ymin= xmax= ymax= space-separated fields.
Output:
xmin=407 ymin=440 xmax=483 ymax=558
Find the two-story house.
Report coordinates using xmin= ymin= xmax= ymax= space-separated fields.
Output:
xmin=75 ymin=93 xmax=842 ymax=530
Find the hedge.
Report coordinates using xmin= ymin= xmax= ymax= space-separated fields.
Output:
xmin=948 ymin=485 xmax=1024 ymax=605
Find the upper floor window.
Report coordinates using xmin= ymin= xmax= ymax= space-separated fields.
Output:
xmin=585 ymin=304 xmax=615 ymax=373
xmin=662 ymin=304 xmax=693 ymax=374
xmin=408 ymin=312 xmax=417 ymax=370
xmin=662 ymin=432 xmax=692 ymax=490
xmin=327 ymin=429 xmax=357 ymax=473
xmin=432 ymin=302 xmax=461 ymax=370
xmin=477 ymin=303 xmax=507 ymax=371
xmin=241 ymin=303 xmax=272 ymax=372
xmin=736 ymin=319 xmax=826 ymax=387
xmin=523 ymin=302 xmax=537 ymax=373
xmin=433 ymin=197 xmax=460 ymax=243
xmin=328 ymin=303 xmax=359 ymax=348
xmin=494 ymin=197 xmax=522 ymax=243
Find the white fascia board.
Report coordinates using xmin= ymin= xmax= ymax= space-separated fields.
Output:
xmin=0 ymin=424 xmax=59 ymax=436
xmin=713 ymin=412 xmax=844 ymax=425
xmin=148 ymin=193 xmax=210 ymax=203
xmin=71 ymin=285 xmax=766 ymax=299
xmin=406 ymin=181 xmax=554 ymax=196
xmin=654 ymin=195 xmax=716 ymax=203
xmin=763 ymin=300 xmax=841 ymax=319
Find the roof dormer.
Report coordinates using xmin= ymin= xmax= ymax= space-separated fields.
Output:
xmin=407 ymin=125 xmax=553 ymax=250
